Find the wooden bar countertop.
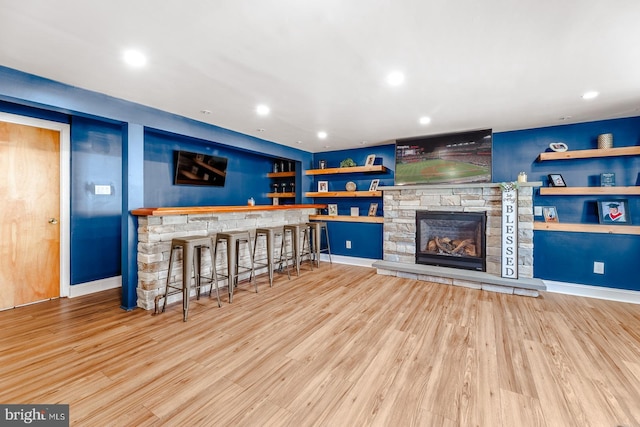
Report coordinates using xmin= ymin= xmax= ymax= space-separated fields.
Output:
xmin=131 ymin=204 xmax=326 ymax=216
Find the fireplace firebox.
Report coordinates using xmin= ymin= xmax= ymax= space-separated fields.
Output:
xmin=416 ymin=211 xmax=486 ymax=271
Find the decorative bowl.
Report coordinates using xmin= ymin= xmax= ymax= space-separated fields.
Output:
xmin=549 ymin=142 xmax=568 ymax=152
xmin=345 ymin=181 xmax=357 ymax=191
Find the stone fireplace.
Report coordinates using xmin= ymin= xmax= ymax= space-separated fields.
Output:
xmin=416 ymin=210 xmax=486 ymax=271
xmin=372 ymin=182 xmax=545 ymax=296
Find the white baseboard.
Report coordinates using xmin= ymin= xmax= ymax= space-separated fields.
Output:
xmin=69 ymin=276 xmax=122 ymax=298
xmin=544 ymin=280 xmax=640 ymax=305
xmin=319 ymin=254 xmax=377 ymax=268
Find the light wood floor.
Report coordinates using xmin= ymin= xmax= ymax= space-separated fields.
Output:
xmin=1 ymin=263 xmax=639 ymax=426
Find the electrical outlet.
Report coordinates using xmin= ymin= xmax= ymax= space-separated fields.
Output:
xmin=594 ymin=261 xmax=604 ymax=274
xmin=346 ymin=240 xmax=351 ymax=249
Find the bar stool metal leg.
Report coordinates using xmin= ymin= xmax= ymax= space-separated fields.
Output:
xmin=156 ymin=235 xmax=219 ymax=321
xmin=283 ymin=224 xmax=313 ymax=276
xmin=308 ymin=221 xmax=332 ymax=267
xmin=215 ymin=231 xmax=257 ymax=303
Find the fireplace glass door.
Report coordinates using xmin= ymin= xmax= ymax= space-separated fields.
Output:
xmin=416 ymin=211 xmax=486 ymax=271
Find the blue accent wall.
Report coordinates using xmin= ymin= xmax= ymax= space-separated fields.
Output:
xmin=70 ymin=116 xmax=123 ymax=284
xmin=310 ymin=145 xmax=395 ymax=259
xmin=144 ymin=129 xmax=278 ymax=207
xmin=493 ymin=118 xmax=640 ymax=290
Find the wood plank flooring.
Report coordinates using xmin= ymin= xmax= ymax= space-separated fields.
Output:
xmin=1 ymin=263 xmax=639 ymax=426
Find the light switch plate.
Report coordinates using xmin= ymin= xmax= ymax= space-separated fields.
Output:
xmin=94 ymin=185 xmax=111 ymax=195
xmin=534 ymin=206 xmax=543 ymax=216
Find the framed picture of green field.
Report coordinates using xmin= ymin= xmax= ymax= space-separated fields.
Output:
xmin=395 ymin=129 xmax=492 ymax=185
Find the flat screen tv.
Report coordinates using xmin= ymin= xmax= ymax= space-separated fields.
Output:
xmin=173 ymin=150 xmax=228 ymax=186
xmin=395 ymin=129 xmax=492 ymax=185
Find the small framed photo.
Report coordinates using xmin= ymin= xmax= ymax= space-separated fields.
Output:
xmin=598 ymin=199 xmax=630 ymax=224
xmin=369 ymin=179 xmax=380 ymax=191
xmin=365 ymin=154 xmax=376 ymax=166
xmin=319 ymin=160 xmax=327 ymax=169
xmin=318 ymin=181 xmax=328 ymax=192
xmin=600 ymin=173 xmax=615 ymax=187
xmin=368 ymin=203 xmax=378 ymax=216
xmin=548 ymin=174 xmax=566 ymax=187
xmin=543 ymin=206 xmax=559 ymax=222
xmin=327 ymin=203 xmax=338 ymax=216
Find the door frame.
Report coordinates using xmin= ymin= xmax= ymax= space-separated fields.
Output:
xmin=0 ymin=112 xmax=71 ymax=298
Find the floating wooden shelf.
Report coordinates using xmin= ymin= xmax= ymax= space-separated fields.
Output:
xmin=305 ymin=165 xmax=388 ymax=175
xmin=537 ymin=146 xmax=640 ymax=161
xmin=305 ymin=191 xmax=382 ymax=198
xmin=534 ymin=221 xmax=640 ymax=235
xmin=266 ymin=171 xmax=296 ymax=178
xmin=540 ymin=186 xmax=640 ymax=196
xmin=309 ymin=214 xmax=384 ymax=224
xmin=267 ymin=192 xmax=295 ymax=198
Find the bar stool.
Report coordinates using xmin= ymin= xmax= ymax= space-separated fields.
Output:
xmin=156 ymin=235 xmax=220 ymax=321
xmin=283 ymin=223 xmax=314 ymax=276
xmin=253 ymin=226 xmax=291 ymax=287
xmin=307 ymin=221 xmax=332 ymax=267
xmin=215 ymin=230 xmax=257 ymax=303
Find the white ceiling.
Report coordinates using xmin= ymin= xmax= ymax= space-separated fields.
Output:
xmin=1 ymin=0 xmax=640 ymax=152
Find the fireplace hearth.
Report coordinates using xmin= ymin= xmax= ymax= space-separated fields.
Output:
xmin=416 ymin=210 xmax=486 ymax=271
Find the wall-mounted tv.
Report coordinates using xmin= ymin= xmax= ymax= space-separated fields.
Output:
xmin=395 ymin=129 xmax=492 ymax=185
xmin=174 ymin=150 xmax=228 ymax=186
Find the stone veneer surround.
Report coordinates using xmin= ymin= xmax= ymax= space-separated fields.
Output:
xmin=135 ymin=208 xmax=316 ymax=310
xmin=375 ymin=182 xmax=545 ymax=296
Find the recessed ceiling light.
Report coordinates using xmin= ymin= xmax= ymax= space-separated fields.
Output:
xmin=123 ymin=49 xmax=147 ymax=67
xmin=296 ymin=140 xmax=303 ymax=144
xmin=256 ymin=128 xmax=265 ymax=132
xmin=582 ymin=91 xmax=599 ymax=100
xmin=361 ymin=141 xmax=368 ymax=145
xmin=200 ymin=109 xmax=211 ymax=115
xmin=386 ymin=71 xmax=405 ymax=86
xmin=256 ymin=104 xmax=270 ymax=116
xmin=317 ymin=131 xmax=328 ymax=139
xmin=419 ymin=116 xmax=431 ymax=125
xmin=558 ymin=115 xmax=572 ymax=121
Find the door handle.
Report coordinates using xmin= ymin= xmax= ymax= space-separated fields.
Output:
xmin=48 ymin=218 xmax=58 ymax=224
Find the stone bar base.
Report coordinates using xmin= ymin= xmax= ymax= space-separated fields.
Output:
xmin=373 ymin=260 xmax=545 ymax=297
xmin=134 ymin=206 xmax=319 ymax=310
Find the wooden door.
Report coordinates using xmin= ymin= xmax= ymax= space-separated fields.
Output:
xmin=0 ymin=121 xmax=60 ymax=309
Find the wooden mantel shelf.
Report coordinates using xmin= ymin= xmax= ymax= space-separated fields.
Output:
xmin=540 ymin=186 xmax=640 ymax=196
xmin=305 ymin=165 xmax=388 ymax=175
xmin=132 ymin=204 xmax=325 ymax=216
xmin=537 ymin=146 xmax=640 ymax=161
xmin=534 ymin=221 xmax=640 ymax=235
xmin=309 ymin=214 xmax=384 ymax=223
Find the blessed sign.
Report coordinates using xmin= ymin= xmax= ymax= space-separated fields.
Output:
xmin=501 ymin=183 xmax=518 ymax=278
